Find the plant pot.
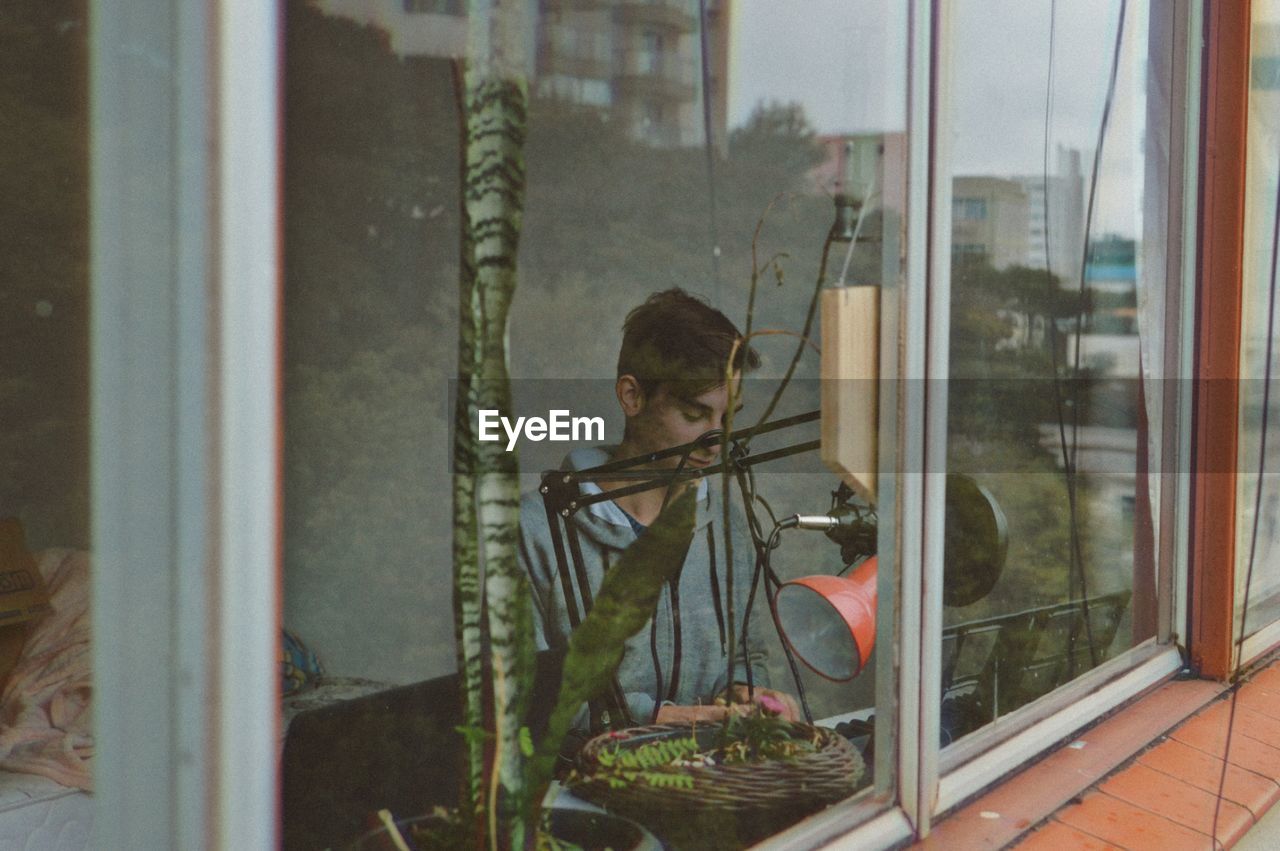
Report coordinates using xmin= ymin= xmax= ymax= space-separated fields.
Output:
xmin=570 ymin=722 xmax=864 ymax=851
xmin=344 ymin=805 xmax=664 ymax=851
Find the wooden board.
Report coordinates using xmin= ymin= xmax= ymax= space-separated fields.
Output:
xmin=820 ymin=286 xmax=879 ymax=502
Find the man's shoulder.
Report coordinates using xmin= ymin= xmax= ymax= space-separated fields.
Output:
xmin=518 ymin=486 xmax=551 ymax=524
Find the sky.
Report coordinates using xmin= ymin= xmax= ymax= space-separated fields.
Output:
xmin=728 ymin=0 xmax=1152 ymax=236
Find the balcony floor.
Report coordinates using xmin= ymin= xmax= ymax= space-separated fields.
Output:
xmin=911 ymin=654 xmax=1280 ymax=849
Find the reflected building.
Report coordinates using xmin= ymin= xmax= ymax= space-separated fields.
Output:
xmin=314 ymin=0 xmax=474 ymax=57
xmin=315 ymin=0 xmax=729 ymax=148
xmin=951 ymin=176 xmax=1030 ymax=270
xmin=1012 ymin=147 xmax=1084 ymax=283
xmin=948 ymin=149 xmax=1084 ymax=277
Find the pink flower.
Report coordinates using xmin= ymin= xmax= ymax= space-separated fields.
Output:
xmin=756 ymin=694 xmax=785 ymax=716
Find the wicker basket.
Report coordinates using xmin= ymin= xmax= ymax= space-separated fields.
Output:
xmin=569 ymin=723 xmax=864 ymax=850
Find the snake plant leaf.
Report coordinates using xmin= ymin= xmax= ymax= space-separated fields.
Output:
xmin=526 ymin=487 xmax=697 ymax=801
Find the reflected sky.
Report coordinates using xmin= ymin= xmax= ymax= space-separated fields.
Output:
xmin=728 ymin=0 xmax=907 ymax=133
xmin=731 ymin=0 xmax=1144 ymax=236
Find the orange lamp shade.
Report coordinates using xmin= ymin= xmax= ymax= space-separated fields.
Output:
xmin=773 ymin=557 xmax=877 ymax=682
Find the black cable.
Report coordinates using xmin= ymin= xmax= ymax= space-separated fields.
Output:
xmin=1210 ymin=106 xmax=1280 ymax=849
xmin=1042 ymin=0 xmax=1126 ymax=674
xmin=1066 ymin=0 xmax=1127 ymax=672
xmin=649 ymin=437 xmax=700 ymax=720
xmin=759 ymin=525 xmax=815 ymax=723
xmin=648 ymin=615 xmax=664 ymax=723
xmin=743 ymin=235 xmax=837 ymax=450
xmin=731 ymin=462 xmax=763 ymax=698
xmin=728 ymin=452 xmax=814 ymax=720
xmin=746 ymin=463 xmax=780 ymax=528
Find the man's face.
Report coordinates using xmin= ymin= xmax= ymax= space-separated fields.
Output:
xmin=625 ymin=375 xmax=743 ymax=469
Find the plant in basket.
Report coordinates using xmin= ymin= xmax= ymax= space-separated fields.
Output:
xmin=567 ymin=699 xmax=865 ymax=850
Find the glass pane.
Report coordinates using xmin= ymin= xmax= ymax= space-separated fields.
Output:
xmin=0 ymin=0 xmax=94 ymax=817
xmin=282 ymin=0 xmax=906 ymax=846
xmin=940 ymin=0 xmax=1167 ymax=744
xmin=1237 ymin=3 xmax=1280 ymax=641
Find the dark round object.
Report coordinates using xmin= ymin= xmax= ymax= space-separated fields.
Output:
xmin=943 ymin=473 xmax=1009 ymax=607
xmin=546 ymin=807 xmax=663 ymax=851
xmin=344 ymin=807 xmax=661 ymax=850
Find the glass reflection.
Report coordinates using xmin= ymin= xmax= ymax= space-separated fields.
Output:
xmin=283 ymin=1 xmax=907 ymax=845
xmin=942 ymin=0 xmax=1164 ymax=743
xmin=1237 ymin=2 xmax=1280 ymax=639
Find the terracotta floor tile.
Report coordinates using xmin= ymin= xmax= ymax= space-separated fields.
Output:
xmin=1013 ymin=820 xmax=1124 ymax=850
xmin=1232 ymin=704 xmax=1280 ymax=743
xmin=1236 ymin=684 xmax=1280 ymax=722
xmin=916 ymin=680 xmax=1224 ymax=851
xmin=1056 ymin=791 xmax=1213 ymax=851
xmin=1171 ymin=708 xmax=1280 ymax=781
xmin=1100 ymin=761 xmax=1253 ymax=846
xmin=1245 ymin=663 xmax=1280 ymax=695
xmin=1137 ymin=737 xmax=1280 ymax=817
xmin=1174 ymin=699 xmax=1235 ymax=746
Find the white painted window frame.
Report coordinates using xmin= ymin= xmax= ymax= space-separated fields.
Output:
xmin=775 ymin=0 xmax=1201 ymax=845
xmin=917 ymin=0 xmax=1203 ymax=835
xmin=90 ymin=1 xmax=280 ymax=848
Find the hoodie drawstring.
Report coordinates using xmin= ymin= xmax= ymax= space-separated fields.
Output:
xmin=708 ymin=525 xmax=726 ymax=655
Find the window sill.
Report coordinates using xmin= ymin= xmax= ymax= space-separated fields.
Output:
xmin=918 ymin=658 xmax=1280 ymax=849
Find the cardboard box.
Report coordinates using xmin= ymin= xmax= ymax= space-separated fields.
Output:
xmin=0 ymin=519 xmax=53 ymax=686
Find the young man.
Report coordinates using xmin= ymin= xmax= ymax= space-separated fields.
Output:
xmin=518 ymin=289 xmax=799 ymax=728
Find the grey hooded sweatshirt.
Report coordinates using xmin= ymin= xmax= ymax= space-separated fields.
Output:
xmin=518 ymin=446 xmax=769 ymax=726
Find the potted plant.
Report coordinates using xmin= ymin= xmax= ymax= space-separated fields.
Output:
xmin=565 ymin=698 xmax=864 ymax=850
xmin=326 ymin=1 xmax=704 ymax=847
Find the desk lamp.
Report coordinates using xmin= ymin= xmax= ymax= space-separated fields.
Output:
xmin=774 ymin=474 xmax=1008 ymax=681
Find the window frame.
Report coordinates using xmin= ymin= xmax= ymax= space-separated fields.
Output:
xmin=1192 ymin=0 xmax=1253 ymax=679
xmin=90 ymin=0 xmax=281 ymax=847
xmin=1230 ymin=0 xmax=1280 ymax=669
xmin=86 ymin=0 xmax=1217 ymax=847
xmin=914 ymin=0 xmax=1203 ymax=835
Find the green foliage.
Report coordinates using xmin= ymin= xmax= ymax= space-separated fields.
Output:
xmin=455 ymin=724 xmax=495 ymax=748
xmin=526 ymin=489 xmax=698 ymax=805
xmin=716 ymin=708 xmax=818 ymax=764
xmin=945 ymin=255 xmax=1138 ymax=657
xmin=576 ymin=707 xmax=821 ymax=796
xmin=594 ymin=737 xmax=700 ymax=790
xmin=518 ymin=726 xmax=535 ymax=758
xmin=727 ymin=102 xmax=827 ymax=193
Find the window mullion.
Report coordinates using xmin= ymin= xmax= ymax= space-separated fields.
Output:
xmin=915 ymin=0 xmax=954 ymax=834
xmin=896 ymin=0 xmax=942 ymax=836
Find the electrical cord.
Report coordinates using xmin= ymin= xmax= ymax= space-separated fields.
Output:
xmin=1066 ymin=0 xmax=1127 ymax=671
xmin=834 ymin=179 xmax=881 ymax=287
xmin=1210 ymin=111 xmax=1280 ymax=849
xmin=647 ymin=435 xmax=703 ymax=722
xmin=730 ymin=452 xmax=815 ymax=722
xmin=1041 ymin=0 xmax=1126 ymax=674
xmin=754 ymin=524 xmax=815 ymax=723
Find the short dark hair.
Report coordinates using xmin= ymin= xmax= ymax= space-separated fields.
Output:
xmin=617 ymin=289 xmax=760 ymax=400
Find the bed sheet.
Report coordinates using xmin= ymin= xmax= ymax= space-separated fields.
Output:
xmin=0 ymin=771 xmax=91 ymax=851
